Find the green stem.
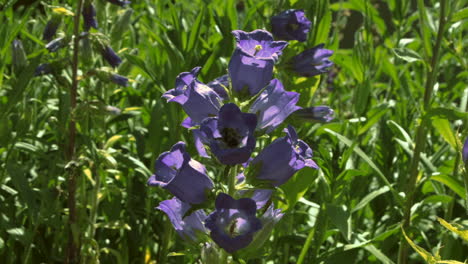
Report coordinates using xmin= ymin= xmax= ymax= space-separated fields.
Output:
xmin=226 ymin=165 xmax=237 ymax=196
xmin=297 ymin=204 xmax=326 ymax=264
xmin=66 ymin=0 xmax=83 ymax=262
xmin=398 ymin=1 xmax=447 ymax=263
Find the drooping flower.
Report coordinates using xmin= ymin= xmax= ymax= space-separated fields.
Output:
xmin=288 ymin=44 xmax=333 ymax=77
xmin=249 ymin=78 xmax=300 ymax=133
xmin=43 ymin=16 xmax=61 ymax=41
xmin=46 ymin=37 xmax=65 ymax=52
xmin=463 ymin=136 xmax=468 ymax=164
xmin=207 ymin=74 xmax=230 ymax=101
xmin=205 ymin=193 xmax=262 ymax=253
xmin=105 ymin=0 xmax=131 ymax=6
xmin=100 ymin=45 xmax=122 ymax=68
xmin=200 ymin=103 xmax=257 ymax=165
xmin=271 ymin=9 xmax=311 ymax=42
xmin=82 ymin=3 xmax=98 ymax=31
xmin=157 ymin=197 xmax=207 ymax=242
xmin=228 ymin=30 xmax=288 ymax=95
xmin=34 ymin=63 xmax=53 ymax=76
xmin=250 ymin=125 xmax=318 ymax=186
xmin=163 ymin=67 xmax=222 ymax=124
xmin=12 ymin=39 xmax=28 ymax=70
xmin=147 ymin=142 xmax=213 ymax=204
xmin=110 ymin=73 xmax=129 ymax=87
xmin=292 ymin=106 xmax=334 ymax=123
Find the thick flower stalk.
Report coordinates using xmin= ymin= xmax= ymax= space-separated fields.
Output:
xmin=148 ymin=24 xmax=334 ymax=261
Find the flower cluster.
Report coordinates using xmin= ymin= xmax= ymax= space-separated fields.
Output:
xmin=35 ymin=2 xmax=131 ymax=86
xmin=148 ymin=9 xmax=335 ymax=259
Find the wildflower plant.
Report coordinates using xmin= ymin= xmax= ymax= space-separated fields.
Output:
xmin=148 ymin=9 xmax=335 ymax=262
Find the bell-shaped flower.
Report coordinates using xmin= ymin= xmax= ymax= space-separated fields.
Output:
xmin=43 ymin=16 xmax=61 ymax=41
xmin=110 ymin=74 xmax=129 ymax=87
xmin=46 ymin=37 xmax=65 ymax=52
xmin=101 ymin=45 xmax=122 ymax=68
xmin=288 ymin=44 xmax=333 ymax=77
xmin=82 ymin=3 xmax=98 ymax=31
xmin=200 ymin=103 xmax=257 ymax=165
xmin=34 ymin=64 xmax=52 ymax=76
xmin=157 ymin=197 xmax=207 ymax=242
xmin=12 ymin=39 xmax=28 ymax=71
xmin=292 ymin=106 xmax=334 ymax=123
xmin=463 ymin=136 xmax=468 ymax=164
xmin=271 ymin=9 xmax=311 ymax=42
xmin=147 ymin=142 xmax=213 ymax=204
xmin=250 ymin=125 xmax=318 ymax=186
xmin=205 ymin=193 xmax=262 ymax=253
xmin=228 ymin=30 xmax=288 ymax=95
xmin=163 ymin=67 xmax=222 ymax=125
xmin=249 ymin=79 xmax=300 ymax=134
xmin=106 ymin=0 xmax=131 ymax=6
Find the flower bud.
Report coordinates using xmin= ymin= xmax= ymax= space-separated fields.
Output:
xmin=11 ymin=39 xmax=28 ymax=72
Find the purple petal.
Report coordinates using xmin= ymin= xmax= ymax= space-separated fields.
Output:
xmin=249 ymin=79 xmax=301 ymax=133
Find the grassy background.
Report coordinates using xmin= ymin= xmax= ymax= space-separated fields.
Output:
xmin=0 ymin=0 xmax=467 ymax=263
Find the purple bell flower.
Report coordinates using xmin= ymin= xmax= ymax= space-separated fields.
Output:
xmin=101 ymin=45 xmax=122 ymax=68
xmin=249 ymin=78 xmax=301 ymax=133
xmin=200 ymin=103 xmax=257 ymax=165
xmin=250 ymin=125 xmax=318 ymax=186
xmin=463 ymin=137 xmax=468 ymax=164
xmin=43 ymin=17 xmax=61 ymax=42
xmin=110 ymin=74 xmax=129 ymax=87
xmin=289 ymin=44 xmax=334 ymax=77
xmin=82 ymin=3 xmax=98 ymax=31
xmin=157 ymin=197 xmax=207 ymax=242
xmin=207 ymin=74 xmax=230 ymax=101
xmin=293 ymin=106 xmax=334 ymax=123
xmin=105 ymin=0 xmax=131 ymax=6
xmin=205 ymin=193 xmax=262 ymax=253
xmin=163 ymin=67 xmax=222 ymax=124
xmin=228 ymin=30 xmax=288 ymax=95
xmin=45 ymin=37 xmax=65 ymax=52
xmin=271 ymin=9 xmax=311 ymax=42
xmin=34 ymin=63 xmax=53 ymax=76
xmin=147 ymin=142 xmax=213 ymax=204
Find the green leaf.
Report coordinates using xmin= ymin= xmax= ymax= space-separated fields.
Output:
xmin=186 ymin=6 xmax=204 ymax=52
xmin=393 ymin=48 xmax=423 ymax=63
xmin=437 ymin=217 xmax=468 ymax=242
xmin=352 ymin=186 xmax=390 ymax=213
xmin=279 ymin=167 xmax=317 ymax=211
xmin=430 ymin=174 xmax=466 ymax=199
xmin=451 ymin=7 xmax=468 ymax=22
xmin=324 ymin=129 xmax=401 ymax=205
xmin=431 ymin=118 xmax=457 ymax=149
xmin=402 ymin=228 xmax=438 ymax=263
xmin=6 ymin=227 xmax=25 ymax=237
xmin=326 ymin=203 xmax=351 ymax=240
